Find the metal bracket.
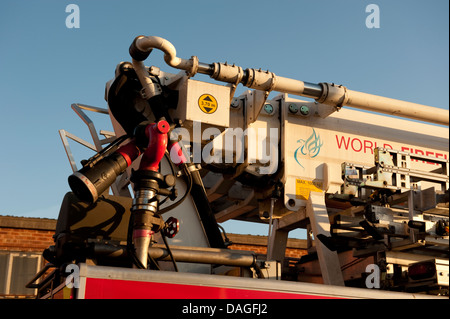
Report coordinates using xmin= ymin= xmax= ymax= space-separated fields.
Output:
xmin=243 ymin=90 xmax=270 ymax=126
xmin=186 ymin=56 xmax=199 ymax=78
xmin=228 ymin=64 xmax=244 ymax=101
xmin=59 ymin=103 xmax=131 ymax=197
xmin=139 ymin=80 xmax=162 ymax=100
xmin=306 ymin=193 xmax=345 ymax=286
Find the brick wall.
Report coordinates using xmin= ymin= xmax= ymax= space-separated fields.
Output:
xmin=0 ymin=228 xmax=54 ymax=253
xmin=225 ymin=233 xmax=308 ymax=259
xmin=0 ymin=216 xmax=57 ymax=298
xmin=0 ymin=216 xmax=56 ymax=253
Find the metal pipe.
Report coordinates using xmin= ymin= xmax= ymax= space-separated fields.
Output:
xmin=189 ymin=168 xmax=226 ymax=248
xmin=93 ymin=244 xmax=257 ymax=267
xmin=315 ymin=83 xmax=449 ymax=126
xmin=198 ymin=62 xmax=214 ymax=74
xmin=149 ymin=246 xmax=256 ymax=267
xmin=132 ymin=35 xmax=192 ymax=70
xmin=303 ymin=82 xmax=323 ymax=99
xmin=266 ymin=198 xmax=276 ymax=261
xmin=345 ymin=89 xmax=448 ymax=126
xmin=129 ymin=35 xmax=449 ymax=126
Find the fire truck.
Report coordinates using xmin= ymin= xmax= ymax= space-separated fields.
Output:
xmin=28 ymin=35 xmax=449 ymax=299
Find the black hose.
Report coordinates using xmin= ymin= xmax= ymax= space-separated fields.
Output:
xmin=84 ymin=134 xmax=130 ymax=167
xmin=161 ymin=232 xmax=178 ymax=272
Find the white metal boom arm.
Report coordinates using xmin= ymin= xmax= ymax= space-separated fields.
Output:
xmin=129 ymin=35 xmax=449 ymax=126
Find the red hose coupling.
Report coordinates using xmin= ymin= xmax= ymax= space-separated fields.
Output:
xmin=133 ymin=229 xmax=154 ymax=239
xmin=139 ymin=120 xmax=170 ymax=172
xmin=116 ymin=138 xmax=141 ymax=166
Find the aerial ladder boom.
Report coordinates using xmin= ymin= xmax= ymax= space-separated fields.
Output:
xmin=130 ymin=35 xmax=449 ymax=126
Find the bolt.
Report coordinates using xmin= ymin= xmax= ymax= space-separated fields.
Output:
xmin=300 ymin=105 xmax=310 ymax=115
xmin=289 ymin=103 xmax=299 ymax=113
xmin=264 ymin=104 xmax=273 ymax=114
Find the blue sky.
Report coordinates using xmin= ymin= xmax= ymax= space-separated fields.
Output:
xmin=0 ymin=0 xmax=448 ymax=238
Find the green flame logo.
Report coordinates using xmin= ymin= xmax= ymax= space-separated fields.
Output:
xmin=294 ymin=128 xmax=323 ymax=168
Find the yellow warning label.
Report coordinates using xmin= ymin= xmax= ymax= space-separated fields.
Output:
xmin=295 ymin=179 xmax=323 ymax=200
xmin=198 ymin=94 xmax=218 ymax=114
